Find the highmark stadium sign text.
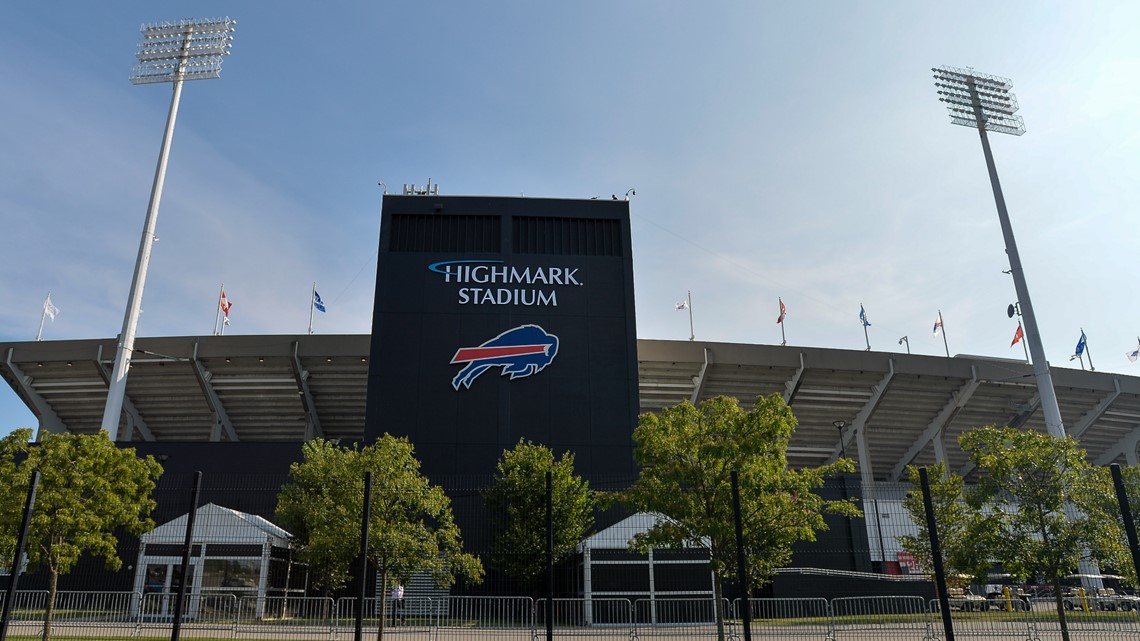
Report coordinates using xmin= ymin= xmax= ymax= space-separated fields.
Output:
xmin=428 ymin=260 xmax=583 ymax=306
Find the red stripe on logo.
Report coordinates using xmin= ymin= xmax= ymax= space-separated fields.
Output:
xmin=451 ymin=344 xmax=547 ymax=363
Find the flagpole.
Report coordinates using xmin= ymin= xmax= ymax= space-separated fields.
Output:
xmin=1019 ymin=321 xmax=1029 ymax=363
xmin=778 ymin=297 xmax=786 ymax=347
xmin=36 ymin=291 xmax=51 ymax=342
xmin=308 ymin=282 xmax=317 ymax=335
xmin=861 ymin=303 xmax=871 ymax=351
xmin=687 ymin=290 xmax=694 ymax=342
xmin=214 ymin=284 xmax=224 ymax=336
xmin=1083 ymin=329 xmax=1095 ymax=371
xmin=939 ymin=310 xmax=950 ymax=358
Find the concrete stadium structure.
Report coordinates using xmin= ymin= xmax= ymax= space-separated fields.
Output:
xmin=5 ymin=334 xmax=1140 ymax=482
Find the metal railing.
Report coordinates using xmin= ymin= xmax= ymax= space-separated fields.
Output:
xmin=9 ymin=591 xmax=1140 ymax=640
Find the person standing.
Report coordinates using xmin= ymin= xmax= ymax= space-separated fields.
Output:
xmin=390 ymin=582 xmax=405 ymax=625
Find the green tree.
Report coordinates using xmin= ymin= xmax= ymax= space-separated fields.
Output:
xmin=622 ymin=394 xmax=858 ymax=641
xmin=898 ymin=462 xmax=991 ymax=585
xmin=1081 ymin=464 xmax=1140 ymax=587
xmin=0 ymin=429 xmax=32 ymax=572
xmin=21 ymin=431 xmax=162 ymax=641
xmin=959 ymin=426 xmax=1117 ymax=641
xmin=483 ymin=439 xmax=594 ymax=594
xmin=276 ymin=436 xmax=483 ymax=641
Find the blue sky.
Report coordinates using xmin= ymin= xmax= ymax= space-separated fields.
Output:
xmin=4 ymin=2 xmax=1140 ymax=434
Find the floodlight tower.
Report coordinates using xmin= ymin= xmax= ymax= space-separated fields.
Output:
xmin=101 ymin=18 xmax=236 ymax=441
xmin=933 ymin=66 xmax=1064 ymax=439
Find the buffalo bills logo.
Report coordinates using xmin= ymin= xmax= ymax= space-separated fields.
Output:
xmin=450 ymin=324 xmax=559 ymax=390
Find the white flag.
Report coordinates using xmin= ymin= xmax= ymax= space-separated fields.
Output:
xmin=675 ymin=300 xmax=688 ymax=310
xmin=44 ymin=295 xmax=60 ymax=321
xmin=1128 ymin=343 xmax=1140 ymax=363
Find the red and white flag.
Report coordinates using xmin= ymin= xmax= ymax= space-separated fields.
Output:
xmin=777 ymin=298 xmax=786 ymax=324
xmin=1010 ymin=324 xmax=1024 ymax=347
xmin=220 ymin=290 xmax=233 ymax=317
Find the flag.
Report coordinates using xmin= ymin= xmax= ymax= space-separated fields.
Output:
xmin=932 ymin=319 xmax=943 ymax=336
xmin=223 ymin=316 xmax=230 ymax=326
xmin=44 ymin=296 xmax=59 ymax=321
xmin=858 ymin=305 xmax=871 ymax=327
xmin=777 ymin=298 xmax=786 ymax=324
xmin=1128 ymin=343 xmax=1140 ymax=363
xmin=313 ymin=290 xmax=327 ymax=313
xmin=1011 ymin=324 xmax=1024 ymax=347
xmin=219 ymin=290 xmax=233 ymax=317
xmin=675 ymin=300 xmax=688 ymax=310
xmin=1070 ymin=331 xmax=1086 ymax=361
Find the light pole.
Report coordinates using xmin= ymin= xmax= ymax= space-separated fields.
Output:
xmin=101 ymin=18 xmax=236 ymax=441
xmin=833 ymin=420 xmax=848 ymax=459
xmin=898 ymin=336 xmax=909 ymax=354
xmin=934 ymin=66 xmax=1065 ymax=439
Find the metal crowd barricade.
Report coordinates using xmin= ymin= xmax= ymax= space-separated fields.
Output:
xmin=535 ymin=598 xmax=633 ymax=637
xmin=0 ymin=591 xmax=53 ymax=637
xmin=138 ymin=591 xmax=239 ymax=636
xmin=333 ymin=596 xmax=436 ymax=639
xmin=237 ymin=595 xmax=336 ymax=638
xmin=433 ymin=596 xmax=533 ymax=640
xmin=740 ymin=597 xmax=831 ymax=641
xmin=928 ymin=598 xmax=1033 ymax=641
xmin=47 ymin=590 xmax=139 ymax=635
xmin=1028 ymin=596 xmax=1140 ymax=640
xmin=830 ymin=595 xmax=933 ymax=641
xmin=632 ymin=597 xmax=730 ymax=638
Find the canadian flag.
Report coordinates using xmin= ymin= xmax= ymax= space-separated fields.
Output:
xmin=220 ymin=290 xmax=233 ymax=317
xmin=777 ymin=298 xmax=786 ymax=324
xmin=1010 ymin=324 xmax=1024 ymax=347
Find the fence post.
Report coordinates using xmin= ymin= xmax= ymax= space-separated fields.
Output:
xmin=0 ymin=470 xmax=40 ymax=641
xmin=545 ymin=470 xmax=553 ymax=641
xmin=355 ymin=471 xmax=372 ymax=641
xmin=171 ymin=471 xmax=202 ymax=641
xmin=919 ymin=467 xmax=954 ymax=641
xmin=1110 ymin=464 xmax=1140 ymax=587
xmin=731 ymin=471 xmax=752 ymax=641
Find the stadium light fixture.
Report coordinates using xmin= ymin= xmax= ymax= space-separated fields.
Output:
xmin=102 ymin=18 xmax=236 ymax=441
xmin=832 ymin=420 xmax=847 ymax=458
xmin=933 ymin=66 xmax=1064 ymax=439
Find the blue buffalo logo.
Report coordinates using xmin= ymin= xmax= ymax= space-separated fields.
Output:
xmin=450 ymin=324 xmax=559 ymax=390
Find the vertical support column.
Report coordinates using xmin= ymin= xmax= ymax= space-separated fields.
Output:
xmin=355 ymin=472 xmax=372 ymax=641
xmin=731 ymin=471 xmax=753 ymax=641
xmin=921 ymin=467 xmax=955 ymax=641
xmin=1111 ymin=464 xmax=1140 ymax=591
xmin=171 ymin=471 xmax=202 ymax=641
xmin=545 ymin=471 xmax=554 ymax=641
xmin=0 ymin=470 xmax=40 ymax=641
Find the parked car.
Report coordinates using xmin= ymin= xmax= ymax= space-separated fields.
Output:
xmin=947 ymin=587 xmax=988 ymax=612
xmin=983 ymin=574 xmax=1033 ymax=611
xmin=1061 ymin=574 xmax=1140 ymax=611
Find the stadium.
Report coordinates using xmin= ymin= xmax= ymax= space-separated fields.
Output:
xmin=3 ymin=193 xmax=1140 ymax=600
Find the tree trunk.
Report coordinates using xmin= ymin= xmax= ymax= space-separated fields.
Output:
xmin=1051 ymin=575 xmax=1071 ymax=641
xmin=375 ymin=569 xmax=387 ymax=641
xmin=41 ymin=569 xmax=58 ymax=641
xmin=712 ymin=571 xmax=726 ymax=641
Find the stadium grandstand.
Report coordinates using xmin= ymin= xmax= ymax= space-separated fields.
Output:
xmin=4 ymin=335 xmax=1139 ymax=481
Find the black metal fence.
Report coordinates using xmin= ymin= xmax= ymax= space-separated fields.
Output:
xmin=1 ymin=465 xmax=1138 ymax=641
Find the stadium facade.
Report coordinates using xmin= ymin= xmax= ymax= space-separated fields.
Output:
xmin=5 ymin=194 xmax=1140 ymax=592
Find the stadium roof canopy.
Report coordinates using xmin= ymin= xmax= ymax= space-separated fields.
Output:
xmin=4 ymin=335 xmax=1140 ymax=482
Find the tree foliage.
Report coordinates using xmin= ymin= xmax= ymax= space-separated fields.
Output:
xmin=276 ymin=435 xmax=483 ymax=634
xmin=16 ymin=431 xmax=162 ymax=641
xmin=483 ymin=439 xmax=594 ymax=592
xmin=0 ymin=429 xmax=32 ymax=572
xmin=958 ymin=426 xmax=1117 ymax=641
xmin=898 ymin=462 xmax=991 ymax=585
xmin=1080 ymin=464 xmax=1140 ymax=587
xmin=622 ymin=394 xmax=859 ymax=591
